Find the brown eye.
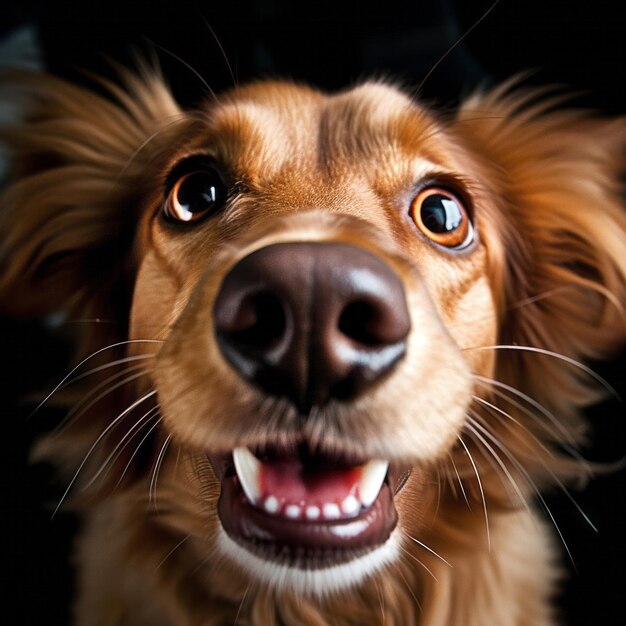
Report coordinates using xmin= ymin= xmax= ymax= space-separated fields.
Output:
xmin=409 ymin=187 xmax=473 ymax=249
xmin=164 ymin=167 xmax=226 ymax=223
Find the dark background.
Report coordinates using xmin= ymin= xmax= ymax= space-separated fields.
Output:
xmin=1 ymin=1 xmax=624 ymax=624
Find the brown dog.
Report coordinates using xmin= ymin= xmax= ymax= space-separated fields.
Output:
xmin=1 ymin=69 xmax=624 ymax=625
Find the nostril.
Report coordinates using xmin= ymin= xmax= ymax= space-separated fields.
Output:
xmin=223 ymin=291 xmax=287 ymax=351
xmin=338 ymin=300 xmax=383 ymax=346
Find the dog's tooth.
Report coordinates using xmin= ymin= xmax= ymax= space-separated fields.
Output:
xmin=358 ymin=459 xmax=389 ymax=507
xmin=341 ymin=495 xmax=361 ymax=516
xmin=285 ymin=504 xmax=302 ymax=519
xmin=322 ymin=503 xmax=341 ymax=519
xmin=232 ymin=447 xmax=261 ymax=505
xmin=305 ymin=505 xmax=321 ymax=520
xmin=264 ymin=495 xmax=279 ymax=513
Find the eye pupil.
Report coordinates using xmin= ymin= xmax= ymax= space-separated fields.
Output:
xmin=421 ymin=194 xmax=462 ymax=234
xmin=177 ymin=172 xmax=218 ymax=215
xmin=164 ymin=163 xmax=226 ymax=223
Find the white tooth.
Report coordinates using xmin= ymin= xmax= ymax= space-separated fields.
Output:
xmin=264 ymin=495 xmax=279 ymax=513
xmin=341 ymin=495 xmax=361 ymax=516
xmin=305 ymin=505 xmax=321 ymax=520
xmin=233 ymin=447 xmax=261 ymax=504
xmin=322 ymin=503 xmax=341 ymax=519
xmin=285 ymin=504 xmax=301 ymax=519
xmin=358 ymin=460 xmax=389 ymax=507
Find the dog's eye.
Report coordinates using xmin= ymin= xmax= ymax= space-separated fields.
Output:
xmin=410 ymin=188 xmax=473 ymax=249
xmin=164 ymin=168 xmax=226 ymax=223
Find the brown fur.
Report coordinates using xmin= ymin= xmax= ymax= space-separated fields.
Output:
xmin=1 ymin=68 xmax=624 ymax=625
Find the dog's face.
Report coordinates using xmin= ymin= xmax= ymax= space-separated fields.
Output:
xmin=125 ymin=81 xmax=500 ymax=590
xmin=1 ymin=71 xmax=624 ymax=618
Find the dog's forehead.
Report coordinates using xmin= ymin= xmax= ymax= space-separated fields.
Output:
xmin=200 ymin=81 xmax=439 ymax=174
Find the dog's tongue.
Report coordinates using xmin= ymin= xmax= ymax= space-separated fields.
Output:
xmin=260 ymin=458 xmax=361 ymax=503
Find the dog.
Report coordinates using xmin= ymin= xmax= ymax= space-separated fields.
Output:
xmin=1 ymin=67 xmax=624 ymax=625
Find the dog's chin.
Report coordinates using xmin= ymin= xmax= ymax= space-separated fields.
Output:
xmin=208 ymin=445 xmax=410 ymax=594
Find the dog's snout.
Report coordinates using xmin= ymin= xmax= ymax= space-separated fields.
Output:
xmin=213 ymin=242 xmax=410 ymax=410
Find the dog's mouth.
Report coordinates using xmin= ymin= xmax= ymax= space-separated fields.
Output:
xmin=211 ymin=444 xmax=408 ymax=568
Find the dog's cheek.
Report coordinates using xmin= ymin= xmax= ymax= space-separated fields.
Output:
xmin=444 ymin=275 xmax=498 ymax=378
xmin=129 ymin=253 xmax=187 ymax=345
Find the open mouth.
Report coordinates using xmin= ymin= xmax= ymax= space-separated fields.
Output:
xmin=212 ymin=444 xmax=406 ymax=568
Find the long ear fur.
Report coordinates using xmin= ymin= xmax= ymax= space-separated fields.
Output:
xmin=0 ymin=67 xmax=183 ymax=332
xmin=453 ymin=82 xmax=626 ymax=445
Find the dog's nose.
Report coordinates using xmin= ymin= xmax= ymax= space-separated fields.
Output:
xmin=213 ymin=242 xmax=410 ymax=411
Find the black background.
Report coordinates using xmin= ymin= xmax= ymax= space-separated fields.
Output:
xmin=1 ymin=1 xmax=624 ymax=624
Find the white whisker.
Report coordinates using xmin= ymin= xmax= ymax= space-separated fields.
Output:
xmin=150 ymin=434 xmax=173 ymax=511
xmin=457 ymin=435 xmax=491 ymax=551
xmin=52 ymin=389 xmax=157 ymax=518
xmin=448 ymin=453 xmax=470 ymax=508
xmin=83 ymin=406 xmax=160 ymax=489
xmin=116 ymin=416 xmax=163 ymax=487
xmin=468 ymin=345 xmax=618 ymax=398
xmin=473 ymin=375 xmax=583 ymax=454
xmin=404 ymin=533 xmax=452 ymax=568
xmin=156 ymin=535 xmax=190 ymax=571
xmin=30 ymin=340 xmax=162 ymax=419
xmin=398 ymin=544 xmax=438 ymax=582
xmin=472 ymin=397 xmax=597 ymax=532
xmin=468 ymin=418 xmax=578 ymax=570
xmin=466 ymin=418 xmax=529 ymax=512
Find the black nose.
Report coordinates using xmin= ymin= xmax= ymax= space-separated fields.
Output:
xmin=213 ymin=242 xmax=410 ymax=411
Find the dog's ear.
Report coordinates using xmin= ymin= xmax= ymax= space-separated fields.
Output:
xmin=453 ymin=84 xmax=626 ymax=423
xmin=0 ymin=68 xmax=184 ymax=332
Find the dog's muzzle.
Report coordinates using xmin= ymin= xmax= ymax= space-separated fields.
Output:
xmin=209 ymin=242 xmax=412 ymax=570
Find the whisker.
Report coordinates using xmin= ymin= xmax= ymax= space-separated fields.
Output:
xmin=195 ymin=8 xmax=237 ymax=87
xmin=403 ymin=533 xmax=452 ymax=568
xmin=466 ymin=417 xmax=529 ymax=512
xmin=468 ymin=418 xmax=578 ymax=570
xmin=116 ymin=116 xmax=186 ymax=182
xmin=233 ymin=581 xmax=251 ymax=626
xmin=472 ymin=398 xmax=597 ymax=532
xmin=448 ymin=453 xmax=470 ymax=508
xmin=60 ymin=353 xmax=156 ymax=389
xmin=116 ymin=416 xmax=163 ymax=487
xmin=156 ymin=535 xmax=190 ymax=571
xmin=456 ymin=435 xmax=491 ymax=551
xmin=472 ymin=395 xmax=555 ymax=458
xmin=147 ymin=39 xmax=218 ymax=102
xmin=467 ymin=345 xmax=618 ymax=398
xmin=398 ymin=544 xmax=438 ymax=582
xmin=150 ymin=433 xmax=173 ymax=511
xmin=414 ymin=0 xmax=500 ymax=96
xmin=56 ymin=365 xmax=152 ymax=434
xmin=473 ymin=375 xmax=584 ymax=454
xmin=396 ymin=567 xmax=422 ymax=614
xmin=83 ymin=406 xmax=160 ymax=489
xmin=30 ymin=339 xmax=163 ymax=419
xmin=52 ymin=389 xmax=157 ymax=518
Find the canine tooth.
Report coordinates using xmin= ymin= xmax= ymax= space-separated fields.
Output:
xmin=285 ymin=504 xmax=302 ymax=519
xmin=264 ymin=496 xmax=279 ymax=513
xmin=305 ymin=505 xmax=321 ymax=520
xmin=322 ymin=503 xmax=341 ymax=519
xmin=232 ymin=447 xmax=261 ymax=504
xmin=341 ymin=495 xmax=361 ymax=515
xmin=359 ymin=460 xmax=389 ymax=507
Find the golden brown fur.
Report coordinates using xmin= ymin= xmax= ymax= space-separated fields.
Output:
xmin=1 ymin=67 xmax=624 ymax=625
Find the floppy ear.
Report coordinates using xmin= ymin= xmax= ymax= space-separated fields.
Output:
xmin=0 ymin=68 xmax=184 ymax=339
xmin=453 ymin=84 xmax=626 ymax=431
